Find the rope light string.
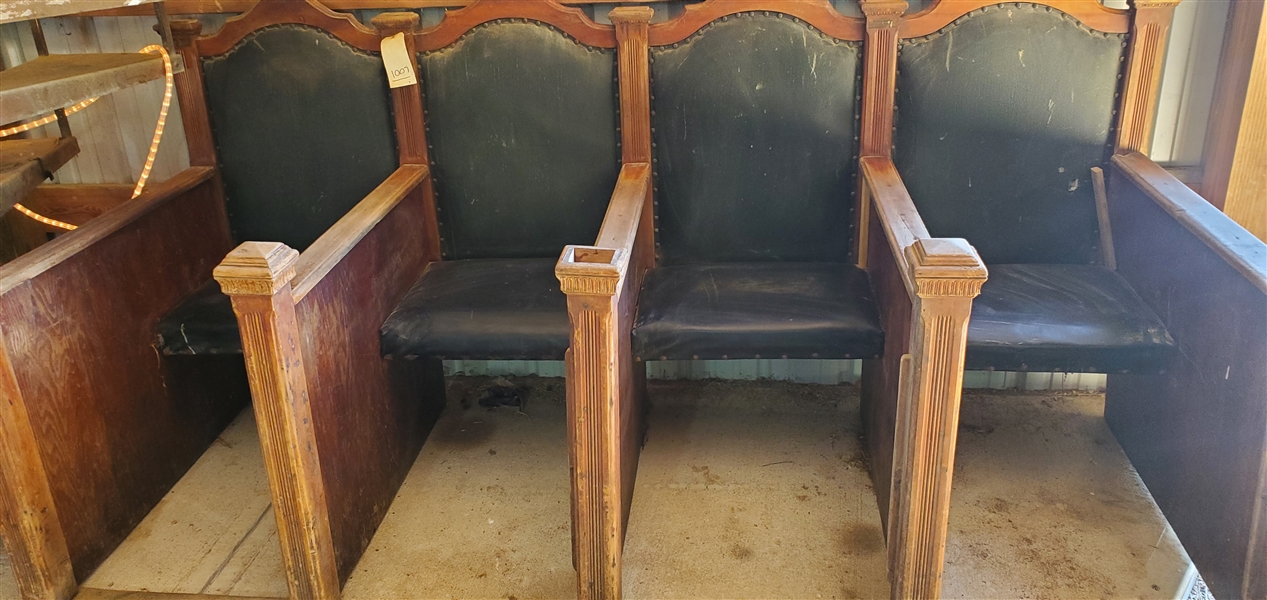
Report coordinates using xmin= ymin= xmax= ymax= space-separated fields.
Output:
xmin=0 ymin=97 xmax=98 ymax=137
xmin=4 ymin=44 xmax=174 ymax=231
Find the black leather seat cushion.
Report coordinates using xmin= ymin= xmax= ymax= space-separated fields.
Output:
xmin=632 ymin=263 xmax=884 ymax=361
xmin=157 ymin=281 xmax=240 ymax=355
xmin=967 ymin=264 xmax=1174 ymax=372
xmin=380 ymin=258 xmax=568 ymax=360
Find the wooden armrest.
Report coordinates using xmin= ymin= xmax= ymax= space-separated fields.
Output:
xmin=290 ymin=164 xmax=428 ymax=302
xmin=0 ymin=166 xmax=215 ymax=295
xmin=556 ymin=162 xmax=651 ymax=295
xmin=859 ymin=156 xmax=986 ymax=295
xmin=1111 ymin=152 xmax=1266 ymax=294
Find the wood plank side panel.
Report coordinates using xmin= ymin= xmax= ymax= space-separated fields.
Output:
xmin=860 ymin=203 xmax=911 ymax=534
xmin=1104 ymin=165 xmax=1267 ymax=600
xmin=0 ymin=177 xmax=245 ymax=579
xmin=616 ymin=235 xmax=648 ymax=536
xmin=1198 ymin=0 xmax=1259 ymax=210
xmin=295 ymin=184 xmax=443 ymax=583
xmin=0 ymin=338 xmax=76 ymax=600
xmin=1219 ymin=6 xmax=1267 ymax=241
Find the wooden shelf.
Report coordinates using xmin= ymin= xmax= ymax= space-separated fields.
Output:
xmin=0 ymin=0 xmax=160 ymax=25
xmin=0 ymin=137 xmax=79 ymax=214
xmin=0 ymin=53 xmax=165 ymax=124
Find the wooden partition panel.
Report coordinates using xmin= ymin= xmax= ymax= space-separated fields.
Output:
xmin=1105 ymin=153 xmax=1267 ymax=600
xmin=294 ymin=183 xmax=444 ymax=582
xmin=858 ymin=157 xmax=986 ymax=599
xmin=860 ymin=204 xmax=912 ymax=533
xmin=0 ymin=168 xmax=244 ymax=582
xmin=217 ymin=167 xmax=439 ymax=599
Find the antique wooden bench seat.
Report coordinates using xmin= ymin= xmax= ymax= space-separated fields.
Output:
xmin=556 ymin=2 xmax=992 ymax=597
xmin=892 ymin=3 xmax=1176 ymax=375
xmin=964 ymin=263 xmax=1173 ymax=372
xmin=380 ymin=259 xmax=571 ymax=359
xmin=625 ymin=10 xmax=885 ymax=363
xmin=378 ymin=11 xmax=620 ymax=361
xmin=155 ymin=11 xmax=397 ymax=357
xmin=876 ymin=1 xmax=1267 ymax=598
xmin=632 ymin=262 xmax=883 ymax=361
xmin=157 ymin=281 xmax=239 ymax=354
xmin=202 ymin=3 xmax=633 ymax=598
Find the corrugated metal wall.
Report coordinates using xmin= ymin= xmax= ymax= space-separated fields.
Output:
xmin=0 ymin=1 xmax=1230 ymax=391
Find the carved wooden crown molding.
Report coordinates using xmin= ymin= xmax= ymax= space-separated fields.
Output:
xmin=609 ymin=6 xmax=655 ymax=25
xmin=167 ymin=19 xmax=203 ymax=48
xmin=371 ymin=11 xmax=420 ymax=36
xmin=905 ymin=238 xmax=988 ymax=298
xmin=861 ymin=0 xmax=908 ymax=26
xmin=559 ymin=275 xmax=619 ymax=296
xmin=214 ymin=242 xmax=299 ymax=296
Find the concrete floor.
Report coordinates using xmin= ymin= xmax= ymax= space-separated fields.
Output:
xmin=5 ymin=377 xmax=1206 ymax=599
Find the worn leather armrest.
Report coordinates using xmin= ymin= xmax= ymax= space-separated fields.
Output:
xmin=289 ymin=164 xmax=429 ymax=302
xmin=1110 ymin=152 xmax=1266 ymax=294
xmin=555 ymin=162 xmax=652 ymax=300
xmin=860 ymin=156 xmax=987 ymax=294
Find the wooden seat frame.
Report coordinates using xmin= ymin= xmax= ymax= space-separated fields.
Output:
xmin=869 ymin=1 xmax=1265 ymax=598
xmin=555 ymin=2 xmax=987 ymax=599
xmin=561 ymin=0 xmax=1265 ymax=599
xmin=5 ymin=1 xmax=1263 ymax=600
xmin=211 ymin=2 xmax=621 ymax=599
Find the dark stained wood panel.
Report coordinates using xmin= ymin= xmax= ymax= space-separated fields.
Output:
xmin=860 ymin=205 xmax=912 ymax=534
xmin=294 ymin=184 xmax=444 ymax=582
xmin=0 ymin=172 xmax=246 ymax=579
xmin=1104 ymin=159 xmax=1267 ymax=600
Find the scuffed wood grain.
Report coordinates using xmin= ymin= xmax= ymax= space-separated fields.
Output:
xmin=0 ymin=168 xmax=244 ymax=581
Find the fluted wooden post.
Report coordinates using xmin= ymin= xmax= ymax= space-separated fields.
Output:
xmin=167 ymin=20 xmax=217 ymax=167
xmin=214 ymin=242 xmax=339 ymax=600
xmin=1115 ymin=0 xmax=1180 ymax=155
xmin=560 ymin=257 xmax=623 ymax=600
xmin=889 ymin=239 xmax=987 ymax=600
xmin=372 ymin=12 xmax=441 ymax=264
xmin=0 ymin=338 xmax=75 ymax=600
xmin=611 ymin=7 xmax=655 ymax=271
xmin=371 ymin=13 xmax=427 ymax=166
xmin=855 ymin=0 xmax=906 ymax=267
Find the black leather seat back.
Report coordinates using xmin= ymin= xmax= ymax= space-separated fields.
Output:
xmin=894 ymin=5 xmax=1127 ymax=265
xmin=203 ymin=26 xmax=398 ymax=251
xmin=650 ymin=14 xmax=862 ymax=266
xmin=420 ymin=22 xmax=620 ymax=260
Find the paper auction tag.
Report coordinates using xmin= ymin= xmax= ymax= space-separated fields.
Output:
xmin=381 ymin=33 xmax=417 ymax=89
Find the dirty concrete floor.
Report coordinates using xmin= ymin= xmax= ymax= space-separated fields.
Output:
xmin=943 ymin=392 xmax=1196 ymax=600
xmin=621 ymin=380 xmax=889 ymax=599
xmin=22 ymin=377 xmax=1201 ymax=599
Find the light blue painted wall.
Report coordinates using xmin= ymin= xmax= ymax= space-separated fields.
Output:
xmin=444 ymin=360 xmax=1106 ymax=391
